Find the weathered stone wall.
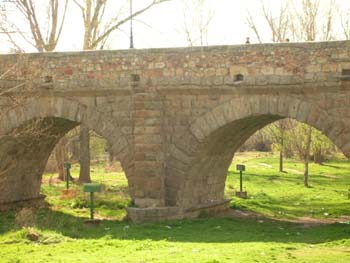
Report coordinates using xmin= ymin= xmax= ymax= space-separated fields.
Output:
xmin=0 ymin=41 xmax=349 ymax=221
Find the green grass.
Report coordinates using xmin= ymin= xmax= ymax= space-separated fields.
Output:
xmin=227 ymin=152 xmax=350 ymax=219
xmin=41 ymin=162 xmax=130 ymax=220
xmin=0 ymin=153 xmax=349 ymax=262
xmin=1 ymin=209 xmax=350 ymax=263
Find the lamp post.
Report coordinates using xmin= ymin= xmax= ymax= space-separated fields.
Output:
xmin=130 ymin=0 xmax=134 ymax=49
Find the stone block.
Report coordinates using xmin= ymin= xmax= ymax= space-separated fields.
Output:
xmin=194 ymin=117 xmax=212 ymax=137
xmin=211 ymin=106 xmax=227 ymax=127
xmin=277 ymin=96 xmax=290 ymax=116
xmin=296 ymin=101 xmax=312 ymax=123
xmin=288 ymin=98 xmax=301 ymax=119
xmin=221 ymin=100 xmax=237 ymax=122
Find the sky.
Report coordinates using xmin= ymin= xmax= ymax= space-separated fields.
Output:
xmin=0 ymin=0 xmax=350 ymax=53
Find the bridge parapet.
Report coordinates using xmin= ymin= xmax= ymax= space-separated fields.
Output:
xmin=1 ymin=41 xmax=350 ymax=94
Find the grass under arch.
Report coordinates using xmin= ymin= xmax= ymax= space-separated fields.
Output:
xmin=227 ymin=152 xmax=350 ymax=219
xmin=0 ymin=152 xmax=349 ymax=263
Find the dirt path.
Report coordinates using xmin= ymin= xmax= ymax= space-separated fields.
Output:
xmin=284 ymin=168 xmax=303 ymax=174
xmin=219 ymin=209 xmax=350 ymax=227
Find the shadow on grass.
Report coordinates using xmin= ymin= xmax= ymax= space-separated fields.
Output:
xmin=1 ymin=208 xmax=349 ymax=245
xmin=227 ymin=171 xmax=348 ymax=187
xmin=232 ymin=198 xmax=350 ymax=216
xmin=322 ymin=164 xmax=344 ymax=169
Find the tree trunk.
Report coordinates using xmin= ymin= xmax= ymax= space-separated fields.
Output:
xmin=304 ymin=126 xmax=312 ymax=187
xmin=71 ymin=139 xmax=80 ymax=162
xmin=279 ymin=150 xmax=283 ymax=172
xmin=55 ymin=136 xmax=69 ymax=180
xmin=313 ymin=148 xmax=324 ymax=164
xmin=304 ymin=160 xmax=309 ymax=187
xmin=79 ymin=124 xmax=91 ymax=183
xmin=279 ymin=135 xmax=284 ymax=172
xmin=55 ymin=140 xmax=65 ymax=180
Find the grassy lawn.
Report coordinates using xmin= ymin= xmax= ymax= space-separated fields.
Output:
xmin=41 ymin=163 xmax=130 ymax=220
xmin=0 ymin=153 xmax=349 ymax=262
xmin=228 ymin=152 xmax=350 ymax=219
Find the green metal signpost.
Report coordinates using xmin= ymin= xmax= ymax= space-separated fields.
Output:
xmin=236 ymin=164 xmax=245 ymax=192
xmin=83 ymin=183 xmax=102 ymax=222
xmin=236 ymin=164 xmax=247 ymax=198
xmin=64 ymin=163 xmax=71 ymax=190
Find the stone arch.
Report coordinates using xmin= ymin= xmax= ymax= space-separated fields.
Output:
xmin=166 ymin=95 xmax=350 ymax=211
xmin=0 ymin=97 xmax=134 ymax=207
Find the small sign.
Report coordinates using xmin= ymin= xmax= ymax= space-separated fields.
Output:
xmin=236 ymin=164 xmax=245 ymax=172
xmin=83 ymin=183 xmax=102 ymax=193
xmin=83 ymin=183 xmax=102 ymax=222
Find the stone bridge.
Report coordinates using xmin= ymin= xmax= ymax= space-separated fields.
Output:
xmin=0 ymin=41 xmax=349 ymax=222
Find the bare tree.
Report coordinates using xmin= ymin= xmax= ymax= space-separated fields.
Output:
xmin=321 ymin=0 xmax=337 ymax=41
xmin=293 ymin=0 xmax=320 ymax=41
xmin=247 ymin=0 xmax=293 ymax=43
xmin=341 ymin=8 xmax=350 ymax=40
xmin=247 ymin=0 xmax=337 ymax=43
xmin=1 ymin=0 xmax=68 ymax=52
xmin=180 ymin=0 xmax=213 ymax=46
xmin=73 ymin=0 xmax=171 ymax=50
xmin=292 ymin=0 xmax=337 ymax=41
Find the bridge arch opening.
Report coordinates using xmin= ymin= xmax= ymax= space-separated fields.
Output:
xmin=166 ymin=96 xmax=350 ymax=212
xmin=0 ymin=98 xmax=133 ymax=210
xmin=228 ymin=118 xmax=349 ymax=219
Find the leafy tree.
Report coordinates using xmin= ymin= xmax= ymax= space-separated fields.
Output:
xmin=264 ymin=119 xmax=295 ymax=172
xmin=289 ymin=122 xmax=312 ymax=187
xmin=311 ymin=129 xmax=336 ymax=164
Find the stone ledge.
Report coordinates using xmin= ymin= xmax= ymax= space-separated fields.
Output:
xmin=126 ymin=199 xmax=231 ymax=223
xmin=184 ymin=199 xmax=231 ymax=214
xmin=0 ymin=195 xmax=46 ymax=212
xmin=2 ymin=40 xmax=348 ymax=58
